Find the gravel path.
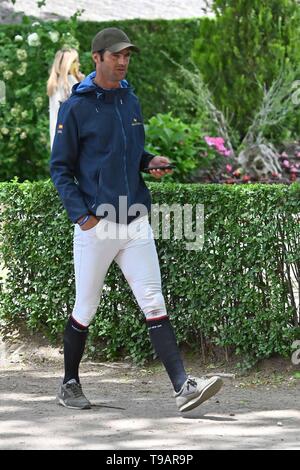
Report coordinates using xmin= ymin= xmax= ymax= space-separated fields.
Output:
xmin=1 ymin=0 xmax=212 ymax=23
xmin=1 ymin=339 xmax=299 ymax=450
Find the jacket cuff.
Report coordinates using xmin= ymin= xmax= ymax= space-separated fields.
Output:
xmin=69 ymin=206 xmax=90 ymax=224
xmin=140 ymin=152 xmax=155 ymax=170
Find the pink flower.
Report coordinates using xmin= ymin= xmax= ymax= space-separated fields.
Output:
xmin=204 ymin=136 xmax=225 ymax=147
xmin=242 ymin=175 xmax=251 ymax=182
xmin=204 ymin=136 xmax=231 ymax=157
xmin=226 ymin=164 xmax=233 ymax=173
xmin=282 ymin=159 xmax=290 ymax=168
xmin=221 ymin=149 xmax=232 ymax=157
xmin=281 ymin=152 xmax=288 ymax=158
xmin=295 ymin=151 xmax=300 ymax=158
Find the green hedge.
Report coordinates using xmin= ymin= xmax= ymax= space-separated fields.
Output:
xmin=0 ymin=181 xmax=300 ymax=366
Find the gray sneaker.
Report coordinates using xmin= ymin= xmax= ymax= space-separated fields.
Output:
xmin=56 ymin=379 xmax=92 ymax=410
xmin=175 ymin=376 xmax=223 ymax=412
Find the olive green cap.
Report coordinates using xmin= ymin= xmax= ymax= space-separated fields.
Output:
xmin=91 ymin=27 xmax=140 ymax=53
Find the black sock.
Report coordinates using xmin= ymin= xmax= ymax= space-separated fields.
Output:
xmin=63 ymin=316 xmax=88 ymax=384
xmin=147 ymin=317 xmax=187 ymax=392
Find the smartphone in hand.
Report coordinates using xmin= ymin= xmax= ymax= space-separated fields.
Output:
xmin=142 ymin=164 xmax=175 ymax=172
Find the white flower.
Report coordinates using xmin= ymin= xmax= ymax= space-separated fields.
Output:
xmin=27 ymin=33 xmax=40 ymax=47
xmin=39 ymin=135 xmax=48 ymax=144
xmin=3 ymin=70 xmax=13 ymax=80
xmin=61 ymin=32 xmax=79 ymax=50
xmin=16 ymin=49 xmax=28 ymax=61
xmin=48 ymin=31 xmax=60 ymax=43
xmin=20 ymin=132 xmax=27 ymax=140
xmin=11 ymin=107 xmax=19 ymax=117
xmin=14 ymin=35 xmax=23 ymax=42
xmin=34 ymin=96 xmax=43 ymax=109
xmin=32 ymin=22 xmax=40 ymax=27
xmin=0 ymin=87 xmax=5 ymax=105
xmin=16 ymin=63 xmax=27 ymax=76
xmin=21 ymin=111 xmax=28 ymax=119
xmin=0 ymin=61 xmax=6 ymax=71
xmin=1 ymin=128 xmax=9 ymax=135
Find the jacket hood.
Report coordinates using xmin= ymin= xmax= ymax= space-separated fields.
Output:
xmin=72 ymin=71 xmax=129 ymax=95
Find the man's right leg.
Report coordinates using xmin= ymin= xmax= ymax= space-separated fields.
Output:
xmin=57 ymin=221 xmax=120 ymax=409
xmin=63 ymin=315 xmax=89 ymax=385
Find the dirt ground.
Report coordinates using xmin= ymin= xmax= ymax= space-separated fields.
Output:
xmin=0 ymin=0 xmax=210 ymax=23
xmin=0 ymin=335 xmax=299 ymax=450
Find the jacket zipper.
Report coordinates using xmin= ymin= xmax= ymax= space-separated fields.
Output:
xmin=115 ymin=97 xmax=131 ymax=208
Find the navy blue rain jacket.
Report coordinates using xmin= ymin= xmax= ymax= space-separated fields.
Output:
xmin=50 ymin=72 xmax=154 ymax=224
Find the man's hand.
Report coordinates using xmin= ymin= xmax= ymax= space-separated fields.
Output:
xmin=77 ymin=214 xmax=99 ymax=231
xmin=148 ymin=156 xmax=173 ymax=179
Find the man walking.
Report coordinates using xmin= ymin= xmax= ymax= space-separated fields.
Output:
xmin=50 ymin=27 xmax=222 ymax=412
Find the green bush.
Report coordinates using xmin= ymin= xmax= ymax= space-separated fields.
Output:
xmin=0 ymin=17 xmax=200 ymax=181
xmin=0 ymin=180 xmax=299 ymax=366
xmin=144 ymin=113 xmax=232 ymax=182
xmin=0 ymin=15 xmax=82 ymax=181
xmin=192 ymin=0 xmax=300 ymax=142
xmin=144 ymin=113 xmax=223 ymax=183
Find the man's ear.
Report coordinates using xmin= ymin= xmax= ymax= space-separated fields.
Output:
xmin=92 ymin=52 xmax=100 ymax=65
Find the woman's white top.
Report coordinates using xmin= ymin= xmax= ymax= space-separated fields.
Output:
xmin=49 ymin=74 xmax=78 ymax=149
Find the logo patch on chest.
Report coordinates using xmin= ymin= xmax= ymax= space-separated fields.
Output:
xmin=132 ymin=117 xmax=143 ymax=126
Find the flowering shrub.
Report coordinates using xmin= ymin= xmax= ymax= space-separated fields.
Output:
xmin=145 ymin=113 xmax=224 ymax=182
xmin=278 ymin=146 xmax=300 ymax=182
xmin=214 ymin=144 xmax=300 ymax=185
xmin=0 ymin=11 xmax=83 ymax=181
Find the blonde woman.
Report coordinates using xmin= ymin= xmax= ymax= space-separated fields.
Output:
xmin=47 ymin=48 xmax=84 ymax=148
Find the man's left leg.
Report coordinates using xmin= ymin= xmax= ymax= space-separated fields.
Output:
xmin=114 ymin=218 xmax=223 ymax=411
xmin=114 ymin=218 xmax=187 ymax=392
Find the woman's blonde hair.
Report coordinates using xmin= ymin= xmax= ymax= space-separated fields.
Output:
xmin=47 ymin=48 xmax=84 ymax=98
